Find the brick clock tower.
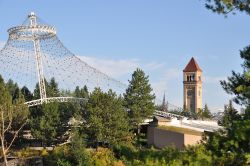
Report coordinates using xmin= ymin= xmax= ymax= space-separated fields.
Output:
xmin=183 ymin=57 xmax=202 ymax=113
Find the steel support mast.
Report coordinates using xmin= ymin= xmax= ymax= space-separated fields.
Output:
xmin=29 ymin=12 xmax=47 ymax=101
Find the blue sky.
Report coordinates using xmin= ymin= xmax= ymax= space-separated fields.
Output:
xmin=0 ymin=0 xmax=249 ymax=111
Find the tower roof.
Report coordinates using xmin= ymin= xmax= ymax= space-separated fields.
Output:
xmin=183 ymin=57 xmax=202 ymax=72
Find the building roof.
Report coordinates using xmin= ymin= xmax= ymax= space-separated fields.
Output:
xmin=153 ymin=116 xmax=170 ymax=122
xmin=183 ymin=57 xmax=202 ymax=72
xmin=157 ymin=125 xmax=202 ymax=136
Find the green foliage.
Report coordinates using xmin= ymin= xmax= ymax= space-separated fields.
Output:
xmin=124 ymin=68 xmax=155 ymax=136
xmin=201 ymin=45 xmax=250 ymax=165
xmin=6 ymin=79 xmax=20 ymax=102
xmin=113 ymin=144 xmax=212 ymax=166
xmin=47 ymin=77 xmax=60 ymax=97
xmin=33 ymin=77 xmax=60 ymax=99
xmin=221 ymin=45 xmax=250 ymax=105
xmin=0 ymin=79 xmax=29 ymax=165
xmin=0 ymin=79 xmax=29 ymax=131
xmin=203 ymin=120 xmax=250 ymax=165
xmin=89 ymin=147 xmax=124 ymax=166
xmin=85 ymin=88 xmax=132 ymax=146
xmin=205 ymin=0 xmax=250 ymax=15
xmin=74 ymin=85 xmax=89 ymax=98
xmin=21 ymin=86 xmax=33 ymax=101
xmin=30 ymin=78 xmax=86 ymax=145
xmin=15 ymin=148 xmax=46 ymax=158
xmin=56 ymin=159 xmax=72 ymax=166
xmin=44 ymin=130 xmax=90 ymax=166
xmin=30 ymin=102 xmax=61 ymax=145
xmin=219 ymin=100 xmax=241 ymax=127
xmin=69 ymin=129 xmax=90 ymax=165
xmin=197 ymin=104 xmax=212 ymax=120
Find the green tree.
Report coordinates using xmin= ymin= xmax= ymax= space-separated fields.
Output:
xmin=221 ymin=46 xmax=250 ymax=106
xmin=74 ymin=85 xmax=89 ymax=98
xmin=6 ymin=79 xmax=20 ymax=102
xmin=205 ymin=0 xmax=250 ymax=15
xmin=30 ymin=102 xmax=61 ymax=146
xmin=85 ymin=88 xmax=132 ymax=147
xmin=219 ymin=100 xmax=241 ymax=127
xmin=124 ymin=68 xmax=155 ymax=138
xmin=0 ymin=82 xmax=29 ymax=166
xmin=198 ymin=104 xmax=212 ymax=120
xmin=33 ymin=77 xmax=60 ymax=99
xmin=203 ymin=45 xmax=250 ymax=165
xmin=21 ymin=86 xmax=33 ymax=101
xmin=44 ymin=129 xmax=90 ymax=166
xmin=68 ymin=129 xmax=90 ymax=166
xmin=47 ymin=77 xmax=60 ymax=97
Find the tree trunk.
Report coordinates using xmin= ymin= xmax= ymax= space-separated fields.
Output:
xmin=1 ymin=138 xmax=8 ymax=166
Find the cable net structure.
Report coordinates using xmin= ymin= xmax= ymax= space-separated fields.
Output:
xmin=0 ymin=12 xmax=126 ymax=107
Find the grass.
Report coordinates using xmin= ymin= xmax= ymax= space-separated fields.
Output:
xmin=157 ymin=125 xmax=203 ymax=136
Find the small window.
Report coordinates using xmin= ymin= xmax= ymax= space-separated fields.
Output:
xmin=199 ymin=76 xmax=201 ymax=81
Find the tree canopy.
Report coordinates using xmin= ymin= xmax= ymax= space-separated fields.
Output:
xmin=203 ymin=45 xmax=250 ymax=165
xmin=0 ymin=80 xmax=29 ymax=165
xmin=205 ymin=0 xmax=250 ymax=15
xmin=124 ymin=68 xmax=155 ymax=136
xmin=85 ymin=88 xmax=132 ymax=147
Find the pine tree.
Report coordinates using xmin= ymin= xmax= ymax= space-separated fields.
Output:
xmin=74 ymin=86 xmax=81 ymax=97
xmin=48 ymin=77 xmax=60 ymax=97
xmin=81 ymin=85 xmax=89 ymax=98
xmin=219 ymin=100 xmax=240 ymax=127
xmin=30 ymin=102 xmax=61 ymax=146
xmin=205 ymin=0 xmax=250 ymax=16
xmin=124 ymin=68 xmax=155 ymax=138
xmin=203 ymin=46 xmax=250 ymax=165
xmin=85 ymin=88 xmax=132 ymax=146
xmin=6 ymin=79 xmax=20 ymax=102
xmin=198 ymin=104 xmax=212 ymax=120
xmin=21 ymin=86 xmax=33 ymax=101
xmin=74 ymin=85 xmax=89 ymax=98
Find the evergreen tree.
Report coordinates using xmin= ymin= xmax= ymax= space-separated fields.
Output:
xmin=47 ymin=77 xmax=60 ymax=97
xmin=33 ymin=78 xmax=59 ymax=99
xmin=219 ymin=100 xmax=241 ymax=127
xmin=21 ymin=86 xmax=33 ymax=101
xmin=30 ymin=102 xmax=61 ymax=145
xmin=6 ymin=79 xmax=20 ymax=102
xmin=124 ymin=68 xmax=155 ymax=137
xmin=81 ymin=85 xmax=89 ymax=98
xmin=205 ymin=0 xmax=250 ymax=15
xmin=85 ymin=88 xmax=132 ymax=147
xmin=74 ymin=85 xmax=89 ymax=98
xmin=221 ymin=45 xmax=250 ymax=106
xmin=33 ymin=83 xmax=40 ymax=99
xmin=68 ymin=129 xmax=90 ymax=166
xmin=74 ymin=86 xmax=81 ymax=97
xmin=203 ymin=45 xmax=250 ymax=165
xmin=198 ymin=104 xmax=212 ymax=120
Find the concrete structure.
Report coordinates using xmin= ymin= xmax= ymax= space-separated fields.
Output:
xmin=183 ymin=57 xmax=202 ymax=113
xmin=147 ymin=126 xmax=202 ymax=149
xmin=147 ymin=116 xmax=220 ymax=149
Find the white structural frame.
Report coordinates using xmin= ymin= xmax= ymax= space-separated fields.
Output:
xmin=154 ymin=110 xmax=185 ymax=119
xmin=30 ymin=12 xmax=47 ymax=101
xmin=25 ymin=97 xmax=87 ymax=107
xmin=7 ymin=12 xmax=87 ymax=107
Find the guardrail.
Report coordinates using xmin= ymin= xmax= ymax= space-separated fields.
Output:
xmin=25 ymin=97 xmax=87 ymax=107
